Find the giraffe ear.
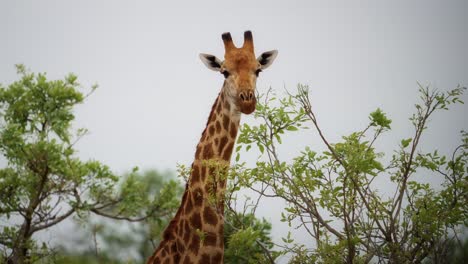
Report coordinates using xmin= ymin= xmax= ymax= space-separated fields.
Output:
xmin=257 ymin=50 xmax=278 ymax=70
xmin=199 ymin=53 xmax=222 ymax=71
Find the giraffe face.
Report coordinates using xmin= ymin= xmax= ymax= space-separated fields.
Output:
xmin=200 ymin=31 xmax=278 ymax=114
xmin=221 ymin=49 xmax=260 ymax=114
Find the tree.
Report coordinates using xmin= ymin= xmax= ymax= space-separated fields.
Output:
xmin=0 ymin=66 xmax=178 ymax=263
xmin=234 ymin=84 xmax=467 ymax=263
xmin=55 ymin=169 xmax=183 ymax=264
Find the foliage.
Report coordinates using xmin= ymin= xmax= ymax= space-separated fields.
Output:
xmin=234 ymin=84 xmax=467 ymax=263
xmin=0 ymin=66 xmax=177 ymax=263
xmin=224 ymin=209 xmax=278 ymax=264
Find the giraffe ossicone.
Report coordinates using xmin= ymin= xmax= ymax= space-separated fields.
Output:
xmin=147 ymin=31 xmax=277 ymax=264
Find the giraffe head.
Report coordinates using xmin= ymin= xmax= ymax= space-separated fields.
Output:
xmin=200 ymin=31 xmax=278 ymax=114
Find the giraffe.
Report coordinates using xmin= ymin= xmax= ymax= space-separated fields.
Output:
xmin=147 ymin=31 xmax=277 ymax=264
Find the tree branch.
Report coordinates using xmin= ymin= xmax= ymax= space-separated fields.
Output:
xmin=29 ymin=208 xmax=75 ymax=234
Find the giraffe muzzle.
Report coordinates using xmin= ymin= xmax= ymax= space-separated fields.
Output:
xmin=238 ymin=90 xmax=256 ymax=114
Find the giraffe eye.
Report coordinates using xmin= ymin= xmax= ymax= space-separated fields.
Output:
xmin=222 ymin=71 xmax=230 ymax=78
xmin=255 ymin=69 xmax=262 ymax=77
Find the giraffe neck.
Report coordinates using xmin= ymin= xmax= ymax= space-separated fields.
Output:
xmin=196 ymin=81 xmax=241 ymax=164
xmin=148 ymin=82 xmax=240 ymax=264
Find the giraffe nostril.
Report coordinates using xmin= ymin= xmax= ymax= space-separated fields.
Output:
xmin=239 ymin=91 xmax=255 ymax=102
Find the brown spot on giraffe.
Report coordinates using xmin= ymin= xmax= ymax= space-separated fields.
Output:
xmin=170 ymin=242 xmax=177 ymax=254
xmin=202 ymin=142 xmax=213 ymax=159
xmin=189 ymin=234 xmax=200 ymax=254
xmin=172 ymin=254 xmax=180 ymax=264
xmin=192 ymin=188 xmax=203 ymax=207
xmin=191 ymin=164 xmax=200 ymax=183
xmin=204 ymin=232 xmax=218 ymax=247
xmin=190 ymin=211 xmax=202 ymax=230
xmin=213 ymin=252 xmax=223 ymax=263
xmin=201 ymin=253 xmax=211 ymax=264
xmin=203 ymin=205 xmax=219 ymax=226
xmin=222 ymin=114 xmax=229 ymax=130
xmin=230 ymin=121 xmax=237 ymax=138
xmin=147 ymin=31 xmax=277 ymax=263
xmin=222 ymin=141 xmax=235 ymax=161
xmin=200 ymin=166 xmax=207 ymax=182
xmin=183 ymin=221 xmax=191 ymax=242
xmin=184 ymin=193 xmax=194 ymax=214
xmin=219 ymin=136 xmax=228 ymax=153
xmin=209 ymin=125 xmax=215 ymax=136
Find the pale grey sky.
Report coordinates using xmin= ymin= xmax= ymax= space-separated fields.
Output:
xmin=1 ymin=0 xmax=467 ymax=262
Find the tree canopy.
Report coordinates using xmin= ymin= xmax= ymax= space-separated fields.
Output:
xmin=232 ymin=84 xmax=467 ymax=263
xmin=0 ymin=66 xmax=180 ymax=263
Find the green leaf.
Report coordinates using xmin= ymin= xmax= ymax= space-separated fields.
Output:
xmin=369 ymin=108 xmax=392 ymax=129
xmin=258 ymin=144 xmax=265 ymax=154
xmin=401 ymin=138 xmax=412 ymax=148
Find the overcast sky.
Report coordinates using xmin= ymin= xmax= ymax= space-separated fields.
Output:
xmin=1 ymin=0 xmax=467 ymax=262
